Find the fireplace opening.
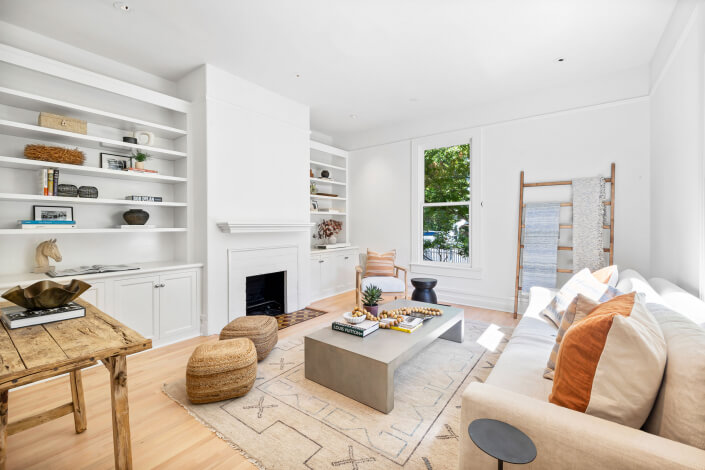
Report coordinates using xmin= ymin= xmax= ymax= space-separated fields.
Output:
xmin=246 ymin=271 xmax=286 ymax=316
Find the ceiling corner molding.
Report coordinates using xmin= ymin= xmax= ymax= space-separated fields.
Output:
xmin=217 ymin=222 xmax=314 ymax=234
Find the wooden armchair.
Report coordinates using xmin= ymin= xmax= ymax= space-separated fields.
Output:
xmin=355 ymin=264 xmax=408 ymax=307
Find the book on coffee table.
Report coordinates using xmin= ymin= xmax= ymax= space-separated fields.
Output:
xmin=332 ymin=319 xmax=379 ymax=337
xmin=381 ymin=316 xmax=423 ymax=333
xmin=1 ymin=302 xmax=85 ymax=329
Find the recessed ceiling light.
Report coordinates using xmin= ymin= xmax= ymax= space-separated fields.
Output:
xmin=295 ymin=74 xmax=301 ymax=78
xmin=349 ymin=114 xmax=358 ymax=119
xmin=557 ymin=58 xmax=565 ymax=62
xmin=113 ymin=2 xmax=131 ymax=12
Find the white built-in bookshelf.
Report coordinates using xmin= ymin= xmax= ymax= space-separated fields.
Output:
xmin=309 ymin=140 xmax=349 ymax=245
xmin=0 ymin=44 xmax=193 ymax=277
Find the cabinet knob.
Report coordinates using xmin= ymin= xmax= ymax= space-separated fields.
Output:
xmin=319 ymin=260 xmax=324 ymax=263
xmin=154 ymin=284 xmax=160 ymax=288
xmin=344 ymin=256 xmax=349 ymax=259
xmin=160 ymin=283 xmax=166 ymax=288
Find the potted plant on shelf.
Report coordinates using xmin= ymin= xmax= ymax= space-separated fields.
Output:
xmin=316 ymin=219 xmax=343 ymax=245
xmin=133 ymin=151 xmax=150 ymax=170
xmin=362 ymin=284 xmax=383 ymax=317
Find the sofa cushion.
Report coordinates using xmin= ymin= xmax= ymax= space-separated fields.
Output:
xmin=540 ymin=268 xmax=616 ymax=328
xmin=360 ymin=276 xmax=404 ymax=292
xmin=650 ymin=277 xmax=705 ymax=327
xmin=644 ymin=303 xmax=705 ymax=450
xmin=550 ymin=292 xmax=667 ymax=428
xmin=364 ymin=249 xmax=396 ymax=277
xmin=616 ymin=269 xmax=662 ymax=304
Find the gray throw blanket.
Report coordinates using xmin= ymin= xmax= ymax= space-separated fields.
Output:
xmin=521 ymin=202 xmax=560 ymax=290
xmin=572 ymin=176 xmax=606 ymax=272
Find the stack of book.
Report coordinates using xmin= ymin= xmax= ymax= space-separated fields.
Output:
xmin=126 ymin=167 xmax=158 ymax=174
xmin=1 ymin=302 xmax=85 ymax=329
xmin=381 ymin=316 xmax=423 ymax=333
xmin=125 ymin=195 xmax=163 ymax=202
xmin=39 ymin=168 xmax=60 ymax=196
xmin=18 ymin=220 xmax=76 ymax=229
xmin=332 ymin=319 xmax=379 ymax=337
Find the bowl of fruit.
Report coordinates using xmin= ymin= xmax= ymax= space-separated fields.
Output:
xmin=343 ymin=306 xmax=368 ymax=324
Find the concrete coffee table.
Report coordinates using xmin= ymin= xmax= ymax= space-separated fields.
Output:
xmin=304 ymin=299 xmax=464 ymax=413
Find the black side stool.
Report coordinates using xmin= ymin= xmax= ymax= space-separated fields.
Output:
xmin=410 ymin=278 xmax=438 ymax=303
xmin=468 ymin=419 xmax=536 ymax=470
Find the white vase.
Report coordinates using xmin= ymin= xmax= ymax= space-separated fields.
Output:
xmin=328 ymin=235 xmax=337 ymax=245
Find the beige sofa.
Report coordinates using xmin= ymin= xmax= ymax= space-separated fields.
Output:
xmin=459 ymin=270 xmax=705 ymax=469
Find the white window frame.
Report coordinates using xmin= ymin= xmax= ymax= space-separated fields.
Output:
xmin=410 ymin=129 xmax=483 ymax=279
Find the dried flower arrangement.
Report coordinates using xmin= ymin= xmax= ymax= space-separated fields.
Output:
xmin=315 ymin=219 xmax=342 ymax=240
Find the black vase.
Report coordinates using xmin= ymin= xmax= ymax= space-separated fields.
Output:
xmin=321 ymin=170 xmax=330 ymax=178
xmin=122 ymin=209 xmax=150 ymax=225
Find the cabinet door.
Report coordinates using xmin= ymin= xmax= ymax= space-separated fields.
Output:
xmin=113 ymin=275 xmax=159 ymax=339
xmin=79 ymin=281 xmax=105 ymax=310
xmin=310 ymin=255 xmax=322 ymax=301
xmin=320 ymin=254 xmax=335 ymax=295
xmin=340 ymin=251 xmax=358 ymax=291
xmin=159 ymin=270 xmax=198 ymax=338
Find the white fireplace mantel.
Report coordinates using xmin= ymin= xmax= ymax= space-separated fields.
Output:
xmin=217 ymin=222 xmax=314 ymax=234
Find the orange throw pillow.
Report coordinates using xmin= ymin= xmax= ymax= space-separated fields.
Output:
xmin=549 ymin=292 xmax=666 ymax=428
xmin=365 ymin=250 xmax=396 ymax=277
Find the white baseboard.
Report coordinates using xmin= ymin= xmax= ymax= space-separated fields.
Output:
xmin=434 ymin=287 xmax=515 ymax=313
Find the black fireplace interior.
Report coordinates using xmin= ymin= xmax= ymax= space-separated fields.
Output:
xmin=246 ymin=271 xmax=286 ymax=316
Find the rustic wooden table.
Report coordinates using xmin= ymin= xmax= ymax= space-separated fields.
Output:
xmin=0 ymin=298 xmax=152 ymax=470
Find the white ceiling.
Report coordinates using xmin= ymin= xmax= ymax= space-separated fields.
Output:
xmin=0 ymin=0 xmax=676 ymax=144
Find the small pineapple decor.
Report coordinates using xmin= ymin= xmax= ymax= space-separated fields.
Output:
xmin=361 ymin=284 xmax=383 ymax=316
xmin=316 ymin=219 xmax=343 ymax=244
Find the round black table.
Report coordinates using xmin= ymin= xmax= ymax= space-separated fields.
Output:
xmin=410 ymin=278 xmax=438 ymax=303
xmin=468 ymin=419 xmax=536 ymax=469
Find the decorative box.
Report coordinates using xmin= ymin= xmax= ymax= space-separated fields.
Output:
xmin=57 ymin=184 xmax=79 ymax=197
xmin=38 ymin=112 xmax=87 ymax=135
xmin=78 ymin=186 xmax=98 ymax=198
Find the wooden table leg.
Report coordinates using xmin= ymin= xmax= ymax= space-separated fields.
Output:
xmin=106 ymin=356 xmax=132 ymax=470
xmin=69 ymin=370 xmax=87 ymax=433
xmin=0 ymin=390 xmax=7 ymax=470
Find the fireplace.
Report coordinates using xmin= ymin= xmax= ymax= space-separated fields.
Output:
xmin=246 ymin=271 xmax=286 ymax=316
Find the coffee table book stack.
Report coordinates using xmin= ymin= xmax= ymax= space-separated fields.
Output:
xmin=332 ymin=319 xmax=379 ymax=337
xmin=1 ymin=301 xmax=85 ymax=329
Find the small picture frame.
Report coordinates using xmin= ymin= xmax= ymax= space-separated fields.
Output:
xmin=311 ymin=199 xmax=319 ymax=211
xmin=33 ymin=205 xmax=74 ymax=221
xmin=100 ymin=152 xmax=133 ymax=171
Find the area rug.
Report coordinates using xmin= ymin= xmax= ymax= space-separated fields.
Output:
xmin=164 ymin=320 xmax=512 ymax=469
xmin=276 ymin=308 xmax=328 ymax=330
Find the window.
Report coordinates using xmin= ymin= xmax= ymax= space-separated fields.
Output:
xmin=411 ymin=129 xmax=481 ymax=277
xmin=423 ymin=144 xmax=470 ymax=264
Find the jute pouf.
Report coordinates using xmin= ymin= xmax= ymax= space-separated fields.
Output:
xmin=219 ymin=315 xmax=278 ymax=361
xmin=186 ymin=338 xmax=257 ymax=404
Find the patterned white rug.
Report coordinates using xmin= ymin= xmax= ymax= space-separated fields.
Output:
xmin=164 ymin=320 xmax=512 ymax=469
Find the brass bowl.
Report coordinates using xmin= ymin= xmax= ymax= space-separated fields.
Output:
xmin=1 ymin=279 xmax=91 ymax=310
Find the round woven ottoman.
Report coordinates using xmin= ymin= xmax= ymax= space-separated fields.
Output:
xmin=219 ymin=315 xmax=278 ymax=361
xmin=186 ymin=338 xmax=257 ymax=404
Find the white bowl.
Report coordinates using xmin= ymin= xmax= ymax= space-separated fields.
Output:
xmin=343 ymin=312 xmax=366 ymax=324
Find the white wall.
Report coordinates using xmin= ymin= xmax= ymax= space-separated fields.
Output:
xmin=179 ymin=65 xmax=311 ymax=334
xmin=649 ymin=2 xmax=704 ymax=295
xmin=350 ymin=99 xmax=650 ymax=311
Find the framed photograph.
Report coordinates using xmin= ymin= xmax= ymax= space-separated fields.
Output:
xmin=311 ymin=199 xmax=319 ymax=211
xmin=33 ymin=205 xmax=74 ymax=221
xmin=100 ymin=152 xmax=133 ymax=171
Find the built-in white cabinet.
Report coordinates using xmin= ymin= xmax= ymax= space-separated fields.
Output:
xmin=79 ymin=280 xmax=106 ymax=310
xmin=310 ymin=247 xmax=358 ymax=302
xmin=113 ymin=275 xmax=161 ymax=340
xmin=158 ymin=270 xmax=198 ymax=338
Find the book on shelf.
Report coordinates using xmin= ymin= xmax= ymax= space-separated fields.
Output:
xmin=125 ymin=168 xmax=158 ymax=173
xmin=39 ymin=168 xmax=60 ymax=196
xmin=47 ymin=168 xmax=54 ymax=196
xmin=53 ymin=169 xmax=59 ymax=196
xmin=41 ymin=168 xmax=48 ymax=196
xmin=314 ymin=243 xmax=351 ymax=250
xmin=332 ymin=319 xmax=379 ymax=337
xmin=116 ymin=224 xmax=156 ymax=229
xmin=48 ymin=264 xmax=140 ymax=277
xmin=1 ymin=302 xmax=85 ymax=329
xmin=19 ymin=220 xmax=76 ymax=225
xmin=20 ymin=224 xmax=77 ymax=230
xmin=125 ymin=195 xmax=163 ymax=202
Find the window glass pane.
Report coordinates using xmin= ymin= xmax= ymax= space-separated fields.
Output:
xmin=423 ymin=205 xmax=470 ymax=264
xmin=424 ymin=143 xmax=470 ymax=203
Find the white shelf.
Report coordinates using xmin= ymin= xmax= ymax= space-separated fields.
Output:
xmin=310 ymin=140 xmax=348 ymax=158
xmin=310 ymin=212 xmax=347 ymax=216
xmin=0 ymin=228 xmax=187 ymax=235
xmin=0 ymin=155 xmax=186 ymax=184
xmin=310 ymin=160 xmax=346 ymax=171
xmin=310 ymin=177 xmax=346 ymax=186
xmin=0 ymin=87 xmax=187 ymax=139
xmin=0 ymin=193 xmax=187 ymax=207
xmin=0 ymin=119 xmax=187 ymax=160
xmin=310 ymin=194 xmax=346 ymax=201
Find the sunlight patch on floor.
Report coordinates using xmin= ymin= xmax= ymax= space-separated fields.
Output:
xmin=476 ymin=323 xmax=505 ymax=352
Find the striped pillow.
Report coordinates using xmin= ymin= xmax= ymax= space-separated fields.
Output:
xmin=365 ymin=250 xmax=396 ymax=277
xmin=543 ymin=289 xmax=619 ymax=380
xmin=550 ymin=292 xmax=667 ymax=428
xmin=540 ymin=268 xmax=615 ymax=328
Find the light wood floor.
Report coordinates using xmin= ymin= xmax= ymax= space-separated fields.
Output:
xmin=5 ymin=291 xmax=517 ymax=469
